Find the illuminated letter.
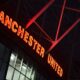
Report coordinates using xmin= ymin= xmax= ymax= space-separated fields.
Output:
xmin=48 ymin=54 xmax=51 ymax=64
xmin=17 ymin=26 xmax=24 ymax=39
xmin=33 ymin=39 xmax=38 ymax=50
xmin=4 ymin=15 xmax=12 ymax=29
xmin=11 ymin=21 xmax=18 ymax=33
xmin=57 ymin=67 xmax=63 ymax=77
xmin=40 ymin=47 xmax=45 ymax=58
xmin=51 ymin=59 xmax=55 ymax=70
xmin=28 ymin=36 xmax=33 ymax=46
xmin=55 ymin=63 xmax=58 ymax=72
xmin=36 ymin=43 xmax=41 ymax=54
xmin=23 ymin=31 xmax=29 ymax=43
xmin=0 ymin=11 xmax=4 ymax=24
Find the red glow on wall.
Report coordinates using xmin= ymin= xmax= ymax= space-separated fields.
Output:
xmin=48 ymin=18 xmax=80 ymax=52
xmin=26 ymin=0 xmax=54 ymax=29
xmin=55 ymin=0 xmax=67 ymax=40
xmin=25 ymin=0 xmax=80 ymax=53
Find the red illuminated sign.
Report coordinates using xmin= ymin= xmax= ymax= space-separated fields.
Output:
xmin=0 ymin=10 xmax=63 ymax=77
xmin=0 ymin=11 xmax=45 ymax=58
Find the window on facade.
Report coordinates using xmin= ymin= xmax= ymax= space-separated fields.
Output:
xmin=6 ymin=66 xmax=14 ymax=80
xmin=21 ymin=63 xmax=27 ymax=75
xmin=15 ymin=58 xmax=21 ymax=71
xmin=6 ymin=52 xmax=47 ymax=80
xmin=6 ymin=53 xmax=35 ymax=80
xmin=9 ymin=53 xmax=17 ymax=67
xmin=13 ymin=70 xmax=20 ymax=80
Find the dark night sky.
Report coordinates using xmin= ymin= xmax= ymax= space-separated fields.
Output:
xmin=0 ymin=0 xmax=80 ymax=80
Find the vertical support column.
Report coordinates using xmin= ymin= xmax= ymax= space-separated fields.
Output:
xmin=0 ymin=43 xmax=11 ymax=80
